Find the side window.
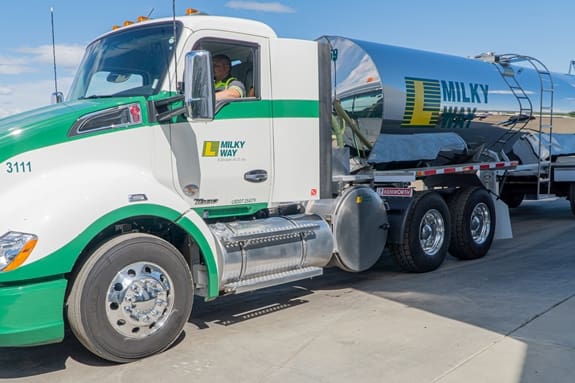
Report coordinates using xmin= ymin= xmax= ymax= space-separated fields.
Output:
xmin=194 ymin=39 xmax=259 ymax=99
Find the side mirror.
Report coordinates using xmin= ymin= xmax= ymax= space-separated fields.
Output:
xmin=184 ymin=50 xmax=215 ymax=121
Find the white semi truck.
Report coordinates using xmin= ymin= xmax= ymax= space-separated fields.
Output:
xmin=0 ymin=11 xmax=528 ymax=362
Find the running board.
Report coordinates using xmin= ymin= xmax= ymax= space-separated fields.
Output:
xmin=222 ymin=266 xmax=323 ymax=294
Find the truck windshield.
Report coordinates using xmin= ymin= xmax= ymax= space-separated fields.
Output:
xmin=68 ymin=22 xmax=181 ymax=100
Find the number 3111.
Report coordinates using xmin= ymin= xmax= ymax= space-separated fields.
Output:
xmin=5 ymin=161 xmax=32 ymax=173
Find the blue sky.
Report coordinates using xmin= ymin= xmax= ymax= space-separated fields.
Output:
xmin=1 ymin=0 xmax=574 ymax=117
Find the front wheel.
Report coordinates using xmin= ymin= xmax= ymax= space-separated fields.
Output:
xmin=448 ymin=187 xmax=495 ymax=260
xmin=390 ymin=191 xmax=451 ymax=273
xmin=67 ymin=233 xmax=194 ymax=363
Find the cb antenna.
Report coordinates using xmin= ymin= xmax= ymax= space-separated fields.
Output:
xmin=50 ymin=6 xmax=63 ymax=103
xmin=172 ymin=0 xmax=179 ymax=92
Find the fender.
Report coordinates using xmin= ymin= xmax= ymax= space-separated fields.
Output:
xmin=0 ymin=127 xmax=220 ymax=297
xmin=0 ymin=203 xmax=219 ymax=288
xmin=385 ymin=195 xmax=417 ymax=245
xmin=175 ymin=210 xmax=220 ymax=298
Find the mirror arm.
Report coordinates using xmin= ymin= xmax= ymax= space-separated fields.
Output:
xmin=154 ymin=94 xmax=186 ymax=122
xmin=156 ymin=106 xmax=187 ymax=122
xmin=154 ymin=94 xmax=184 ymax=107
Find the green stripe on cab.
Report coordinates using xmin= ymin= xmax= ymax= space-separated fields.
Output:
xmin=215 ymin=99 xmax=319 ymax=119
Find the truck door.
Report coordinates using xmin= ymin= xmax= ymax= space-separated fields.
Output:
xmin=170 ymin=36 xmax=273 ymax=218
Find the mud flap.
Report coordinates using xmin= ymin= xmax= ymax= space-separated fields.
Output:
xmin=493 ymin=195 xmax=513 ymax=239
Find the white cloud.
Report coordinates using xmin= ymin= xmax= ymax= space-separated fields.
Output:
xmin=0 ymin=109 xmax=10 ymax=118
xmin=0 ymin=55 xmax=31 ymax=75
xmin=0 ymin=106 xmax=20 ymax=118
xmin=0 ymin=44 xmax=84 ymax=77
xmin=0 ymin=76 xmax=74 ymax=118
xmin=225 ymin=1 xmax=295 ymax=13
xmin=19 ymin=44 xmax=85 ymax=68
xmin=0 ymin=86 xmax=13 ymax=96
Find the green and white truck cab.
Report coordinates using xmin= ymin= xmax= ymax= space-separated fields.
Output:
xmin=0 ymin=14 xmax=333 ymax=361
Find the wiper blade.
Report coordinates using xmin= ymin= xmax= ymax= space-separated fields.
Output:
xmin=80 ymin=95 xmax=118 ymax=100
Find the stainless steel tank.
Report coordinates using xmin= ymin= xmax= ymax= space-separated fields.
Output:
xmin=306 ymin=186 xmax=388 ymax=272
xmin=321 ymin=36 xmax=575 ymax=165
xmin=209 ymin=214 xmax=334 ymax=288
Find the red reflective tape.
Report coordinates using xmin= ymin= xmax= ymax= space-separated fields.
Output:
xmin=415 ymin=161 xmax=516 ymax=178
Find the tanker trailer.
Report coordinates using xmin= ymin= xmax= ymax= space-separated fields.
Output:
xmin=323 ymin=36 xmax=575 ymax=212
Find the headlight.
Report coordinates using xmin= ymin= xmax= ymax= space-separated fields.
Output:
xmin=0 ymin=232 xmax=38 ymax=272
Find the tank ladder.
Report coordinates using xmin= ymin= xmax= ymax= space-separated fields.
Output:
xmin=493 ymin=54 xmax=554 ymax=199
xmin=493 ymin=62 xmax=531 ymax=150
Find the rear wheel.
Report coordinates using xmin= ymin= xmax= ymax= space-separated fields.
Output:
xmin=569 ymin=183 xmax=575 ymax=216
xmin=500 ymin=190 xmax=524 ymax=208
xmin=67 ymin=233 xmax=194 ymax=363
xmin=449 ymin=187 xmax=495 ymax=260
xmin=390 ymin=191 xmax=451 ymax=273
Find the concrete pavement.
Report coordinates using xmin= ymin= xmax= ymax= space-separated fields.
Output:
xmin=1 ymin=198 xmax=575 ymax=382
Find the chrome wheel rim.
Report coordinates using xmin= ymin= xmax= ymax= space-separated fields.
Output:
xmin=419 ymin=209 xmax=445 ymax=256
xmin=471 ymin=202 xmax=491 ymax=245
xmin=106 ymin=262 xmax=174 ymax=339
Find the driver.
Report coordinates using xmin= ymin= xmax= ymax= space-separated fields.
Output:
xmin=213 ymin=54 xmax=245 ymax=100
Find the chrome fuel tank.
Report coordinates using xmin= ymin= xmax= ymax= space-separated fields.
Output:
xmin=209 ymin=215 xmax=334 ymax=289
xmin=306 ymin=186 xmax=388 ymax=272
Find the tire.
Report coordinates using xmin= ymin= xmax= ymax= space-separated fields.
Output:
xmin=67 ymin=233 xmax=194 ymax=363
xmin=390 ymin=191 xmax=451 ymax=273
xmin=500 ymin=191 xmax=524 ymax=208
xmin=569 ymin=183 xmax=575 ymax=216
xmin=448 ymin=187 xmax=495 ymax=260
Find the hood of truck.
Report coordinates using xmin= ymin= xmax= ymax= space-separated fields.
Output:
xmin=0 ymin=98 xmax=147 ymax=163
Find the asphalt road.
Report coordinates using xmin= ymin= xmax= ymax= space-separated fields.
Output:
xmin=2 ymin=198 xmax=575 ymax=383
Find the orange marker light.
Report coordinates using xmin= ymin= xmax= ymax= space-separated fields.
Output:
xmin=3 ymin=238 xmax=38 ymax=272
xmin=186 ymin=8 xmax=199 ymax=15
xmin=137 ymin=16 xmax=149 ymax=22
xmin=123 ymin=20 xmax=134 ymax=27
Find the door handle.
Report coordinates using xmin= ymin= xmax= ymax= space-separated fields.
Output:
xmin=244 ymin=169 xmax=268 ymax=183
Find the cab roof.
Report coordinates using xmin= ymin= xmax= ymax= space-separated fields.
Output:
xmin=98 ymin=15 xmax=277 ymax=41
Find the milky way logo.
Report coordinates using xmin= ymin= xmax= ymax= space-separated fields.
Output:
xmin=202 ymin=140 xmax=246 ymax=158
xmin=401 ymin=77 xmax=441 ymax=126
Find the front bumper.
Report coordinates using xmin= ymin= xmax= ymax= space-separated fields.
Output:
xmin=0 ymin=277 xmax=67 ymax=347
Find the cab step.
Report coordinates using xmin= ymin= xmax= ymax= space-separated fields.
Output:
xmin=222 ymin=266 xmax=323 ymax=294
